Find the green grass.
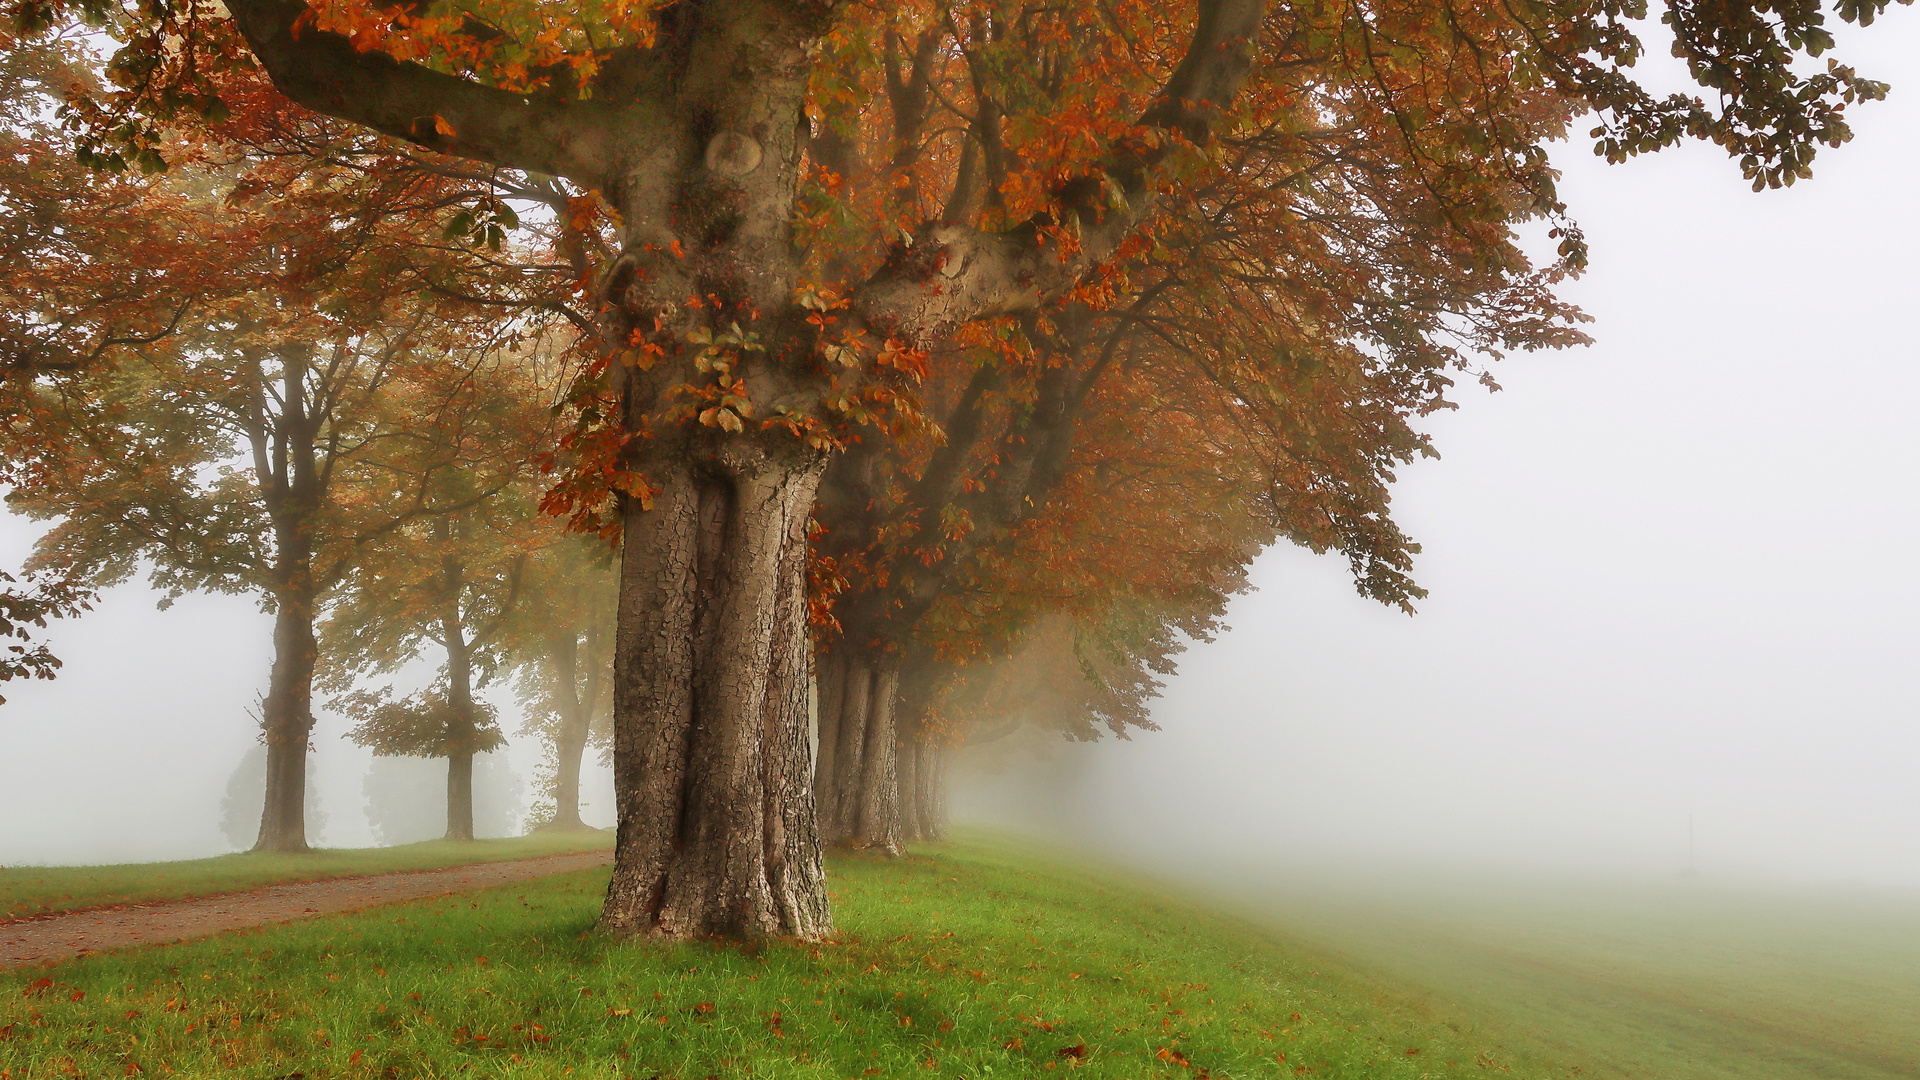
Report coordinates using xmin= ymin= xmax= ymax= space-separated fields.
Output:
xmin=0 ymin=831 xmax=613 ymax=922
xmin=0 ymin=831 xmax=1576 ymax=1080
xmin=1200 ymin=864 xmax=1920 ymax=1080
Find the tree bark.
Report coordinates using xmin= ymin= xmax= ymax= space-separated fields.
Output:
xmin=255 ymin=580 xmax=317 ymax=853
xmin=854 ymin=664 xmax=903 ymax=853
xmin=445 ymin=750 xmax=475 ymax=840
xmin=917 ymin=737 xmax=948 ymax=840
xmin=253 ymin=348 xmax=321 ymax=855
xmin=828 ymin=659 xmax=871 ymax=840
xmin=898 ymin=727 xmax=922 ymax=843
xmin=440 ymin=545 xmax=478 ymax=841
xmin=813 ymin=650 xmax=904 ymax=855
xmin=810 ymin=650 xmax=846 ymax=837
xmin=546 ymin=627 xmax=593 ymax=830
xmin=598 ymin=450 xmax=832 ymax=939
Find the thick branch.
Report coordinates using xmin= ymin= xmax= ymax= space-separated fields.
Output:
xmin=851 ymin=0 xmax=1266 ymax=340
xmin=225 ymin=0 xmax=612 ymax=186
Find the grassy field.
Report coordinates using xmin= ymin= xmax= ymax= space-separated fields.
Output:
xmin=0 ymin=830 xmax=613 ymax=922
xmin=1199 ymin=863 xmax=1920 ymax=1080
xmin=0 ymin=832 xmax=1580 ymax=1080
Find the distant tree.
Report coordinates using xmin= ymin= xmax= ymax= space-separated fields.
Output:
xmin=220 ymin=740 xmax=326 ymax=849
xmin=11 ymin=291 xmax=493 ymax=851
xmin=812 ymin=288 xmax=1372 ymax=848
xmin=322 ymin=350 xmax=555 ymax=841
xmin=362 ymin=753 xmax=523 ymax=844
xmin=510 ymin=535 xmax=616 ymax=832
xmin=3 ymin=69 xmax=579 ymax=851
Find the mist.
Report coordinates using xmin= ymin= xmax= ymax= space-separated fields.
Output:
xmin=955 ymin=11 xmax=1920 ymax=892
xmin=0 ymin=545 xmax=616 ymax=865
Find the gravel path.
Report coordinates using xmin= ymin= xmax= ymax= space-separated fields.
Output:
xmin=0 ymin=849 xmax=614 ymax=970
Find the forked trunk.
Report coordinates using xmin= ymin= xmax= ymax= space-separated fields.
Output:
xmin=598 ymin=452 xmax=832 ymax=940
xmin=255 ymin=575 xmax=316 ymax=853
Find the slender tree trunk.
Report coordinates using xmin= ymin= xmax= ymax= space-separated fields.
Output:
xmin=545 ymin=628 xmax=592 ymax=830
xmin=446 ymin=751 xmax=475 ymax=840
xmin=253 ymin=347 xmax=322 ymax=855
xmin=254 ymin=549 xmax=317 ymax=853
xmin=898 ymin=728 xmax=922 ymax=843
xmin=918 ymin=737 xmax=948 ymax=840
xmin=440 ymin=546 xmax=477 ymax=841
xmin=551 ymin=716 xmax=590 ymax=829
xmin=811 ymin=650 xmax=846 ymax=838
xmin=598 ymin=452 xmax=832 ymax=939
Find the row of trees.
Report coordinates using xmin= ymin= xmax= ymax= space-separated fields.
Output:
xmin=0 ymin=42 xmax=616 ymax=841
xmin=3 ymin=0 xmax=1902 ymax=939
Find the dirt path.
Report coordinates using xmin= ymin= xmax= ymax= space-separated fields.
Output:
xmin=0 ymin=849 xmax=614 ymax=970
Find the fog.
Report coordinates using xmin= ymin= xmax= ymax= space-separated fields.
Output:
xmin=4 ymin=16 xmax=1919 ymax=887
xmin=954 ymin=15 xmax=1920 ymax=889
xmin=0 ymin=563 xmax=616 ymax=864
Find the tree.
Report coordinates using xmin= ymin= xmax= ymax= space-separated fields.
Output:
xmin=18 ymin=0 xmax=1903 ymax=937
xmin=322 ymin=350 xmax=554 ymax=841
xmin=3 ymin=90 xmax=572 ymax=849
xmin=510 ymin=534 xmax=617 ymax=831
xmin=809 ymin=280 xmax=1435 ymax=850
xmin=220 ymin=740 xmax=326 ymax=848
xmin=0 ymin=568 xmax=93 ymax=705
xmin=363 ymin=753 xmax=522 ymax=842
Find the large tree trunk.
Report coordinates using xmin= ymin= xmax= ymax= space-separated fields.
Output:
xmin=813 ymin=650 xmax=903 ymax=855
xmin=598 ymin=451 xmax=832 ymax=940
xmin=254 ymin=581 xmax=317 ymax=853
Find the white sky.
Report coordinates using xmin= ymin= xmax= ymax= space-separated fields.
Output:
xmin=5 ymin=10 xmax=1919 ymax=877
